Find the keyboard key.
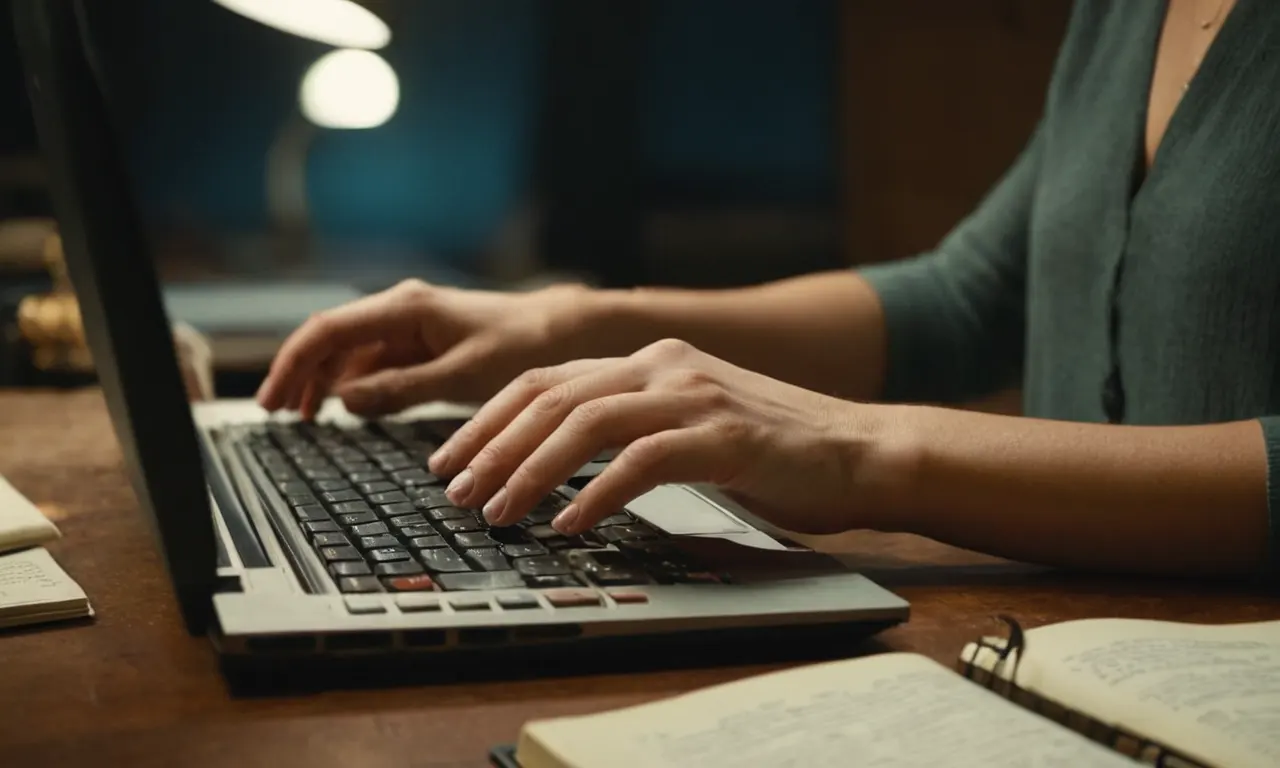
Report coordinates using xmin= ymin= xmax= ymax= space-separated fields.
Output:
xmin=338 ymin=576 xmax=382 ymax=593
xmin=358 ymin=481 xmax=399 ymax=494
xmin=294 ymin=505 xmax=330 ymax=522
xmin=331 ymin=501 xmax=373 ymax=516
xmin=410 ymin=488 xmax=454 ymax=509
xmin=436 ymin=571 xmax=525 ymax=591
xmin=320 ymin=545 xmax=362 ymax=562
xmin=410 ymin=535 xmax=448 ymax=549
xmin=525 ymin=574 xmax=583 ymax=589
xmin=454 ymin=532 xmax=498 ymax=549
xmin=544 ymin=589 xmax=601 ymax=608
xmin=524 ymin=506 xmax=560 ymax=524
xmin=594 ymin=514 xmax=634 ymax=528
xmin=338 ymin=512 xmax=379 ymax=526
xmin=378 ymin=502 xmax=416 ymax=518
xmin=607 ymin=590 xmax=649 ymax=604
xmin=286 ymin=493 xmax=319 ymax=507
xmin=514 ymin=556 xmax=572 ymax=578
xmin=395 ymin=594 xmax=441 ymax=611
xmin=448 ymin=595 xmax=492 ymax=610
xmin=343 ymin=595 xmax=386 ymax=614
xmin=359 ymin=534 xmax=401 ymax=550
xmin=384 ymin=574 xmax=435 ymax=591
xmin=375 ymin=455 xmax=418 ymax=471
xmin=420 ymin=549 xmax=472 ymax=573
xmin=303 ymin=520 xmax=342 ymax=534
xmin=351 ymin=521 xmax=390 ymax=537
xmin=388 ymin=513 xmax=429 ymax=529
xmin=466 ymin=549 xmax=512 ymax=571
xmin=347 ymin=471 xmax=385 ymax=484
xmin=370 ymin=490 xmax=410 ymax=504
xmin=597 ymin=524 xmax=658 ymax=543
xmin=303 ymin=467 xmax=341 ymax=480
xmin=320 ymin=489 xmax=361 ymax=504
xmin=426 ymin=506 xmax=470 ymax=521
xmin=400 ymin=525 xmax=437 ymax=539
xmin=276 ymin=480 xmax=311 ymax=495
xmin=329 ymin=561 xmax=372 ymax=577
xmin=572 ymin=551 xmax=651 ymax=586
xmin=375 ymin=560 xmax=425 ymax=577
xmin=488 ymin=525 xmax=531 ymax=543
xmin=369 ymin=547 xmax=411 ymax=562
xmin=502 ymin=542 xmax=547 ymax=558
xmin=392 ymin=468 xmax=439 ymax=486
xmin=314 ymin=479 xmax=351 ymax=492
xmin=440 ymin=517 xmax=483 ymax=534
xmin=496 ymin=593 xmax=540 ymax=610
xmin=312 ymin=532 xmax=350 ymax=548
xmin=525 ymin=524 xmax=561 ymax=540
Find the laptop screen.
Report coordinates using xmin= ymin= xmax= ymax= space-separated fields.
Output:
xmin=12 ymin=0 xmax=216 ymax=634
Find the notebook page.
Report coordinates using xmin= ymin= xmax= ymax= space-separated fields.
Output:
xmin=0 ymin=547 xmax=87 ymax=617
xmin=518 ymin=653 xmax=1136 ymax=768
xmin=966 ymin=618 xmax=1280 ymax=768
xmin=0 ymin=474 xmax=59 ymax=554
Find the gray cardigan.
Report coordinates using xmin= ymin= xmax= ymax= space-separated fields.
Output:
xmin=858 ymin=0 xmax=1280 ymax=570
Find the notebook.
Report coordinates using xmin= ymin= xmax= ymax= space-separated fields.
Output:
xmin=0 ymin=474 xmax=59 ymax=554
xmin=494 ymin=616 xmax=1280 ymax=768
xmin=0 ymin=546 xmax=92 ymax=629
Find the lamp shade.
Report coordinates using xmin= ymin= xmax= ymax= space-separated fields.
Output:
xmin=212 ymin=0 xmax=390 ymax=49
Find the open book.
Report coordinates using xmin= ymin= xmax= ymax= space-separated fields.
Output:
xmin=499 ymin=617 xmax=1280 ymax=768
xmin=0 ymin=546 xmax=93 ymax=629
xmin=0 ymin=474 xmax=60 ymax=554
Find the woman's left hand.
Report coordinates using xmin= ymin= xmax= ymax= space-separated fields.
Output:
xmin=427 ymin=339 xmax=897 ymax=536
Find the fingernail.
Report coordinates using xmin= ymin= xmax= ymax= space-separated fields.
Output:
xmin=445 ymin=468 xmax=474 ymax=502
xmin=482 ymin=487 xmax=508 ymax=524
xmin=552 ymin=504 xmax=579 ymax=534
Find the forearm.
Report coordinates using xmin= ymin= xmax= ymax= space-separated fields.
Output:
xmin=871 ymin=406 xmax=1270 ymax=577
xmin=588 ymin=270 xmax=889 ymax=400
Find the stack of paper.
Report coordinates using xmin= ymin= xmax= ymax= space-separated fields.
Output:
xmin=0 ymin=475 xmax=92 ymax=630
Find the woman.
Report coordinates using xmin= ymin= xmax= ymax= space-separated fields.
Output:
xmin=257 ymin=0 xmax=1279 ymax=579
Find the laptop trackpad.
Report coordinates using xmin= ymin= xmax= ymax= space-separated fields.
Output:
xmin=626 ymin=485 xmax=751 ymax=535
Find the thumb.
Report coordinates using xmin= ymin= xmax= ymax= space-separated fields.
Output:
xmin=336 ymin=342 xmax=488 ymax=415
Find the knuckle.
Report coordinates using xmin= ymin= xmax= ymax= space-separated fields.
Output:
xmin=566 ymin=397 xmax=613 ymax=433
xmin=516 ymin=366 xmax=551 ymax=393
xmin=306 ymin=310 xmax=335 ymax=335
xmin=669 ymin=367 xmax=718 ymax=393
xmin=641 ymin=337 xmax=696 ymax=362
xmin=621 ymin=434 xmax=674 ymax=472
xmin=394 ymin=278 xmax=432 ymax=299
xmin=531 ymin=383 xmax=573 ymax=415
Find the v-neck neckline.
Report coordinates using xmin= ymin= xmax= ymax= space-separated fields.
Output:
xmin=1130 ymin=0 xmax=1252 ymax=196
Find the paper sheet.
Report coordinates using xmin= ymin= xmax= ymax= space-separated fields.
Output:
xmin=0 ymin=475 xmax=59 ymax=555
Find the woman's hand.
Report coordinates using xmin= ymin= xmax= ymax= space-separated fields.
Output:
xmin=427 ymin=338 xmax=896 ymax=536
xmin=256 ymin=279 xmax=605 ymax=420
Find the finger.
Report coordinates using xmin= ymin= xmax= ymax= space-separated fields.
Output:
xmin=427 ymin=357 xmax=616 ymax=477
xmin=336 ymin=340 xmax=492 ymax=417
xmin=299 ymin=351 xmax=348 ymax=421
xmin=257 ymin=283 xmax=424 ymax=410
xmin=552 ymin=426 xmax=739 ymax=535
xmin=484 ymin=390 xmax=702 ymax=526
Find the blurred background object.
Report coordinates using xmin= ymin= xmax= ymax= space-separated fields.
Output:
xmin=0 ymin=0 xmax=1070 ymax=394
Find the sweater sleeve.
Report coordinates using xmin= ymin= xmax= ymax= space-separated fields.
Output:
xmin=856 ymin=123 xmax=1044 ymax=404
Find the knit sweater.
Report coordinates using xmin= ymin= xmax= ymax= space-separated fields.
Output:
xmin=857 ymin=0 xmax=1280 ymax=569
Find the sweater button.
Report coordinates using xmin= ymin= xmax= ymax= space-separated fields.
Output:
xmin=1101 ymin=371 xmax=1125 ymax=423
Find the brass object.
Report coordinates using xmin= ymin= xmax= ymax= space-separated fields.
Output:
xmin=16 ymin=232 xmax=94 ymax=372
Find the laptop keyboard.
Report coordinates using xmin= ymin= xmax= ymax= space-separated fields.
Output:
xmin=240 ymin=421 xmax=721 ymax=595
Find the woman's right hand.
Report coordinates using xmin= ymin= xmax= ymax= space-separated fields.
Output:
xmin=255 ymin=279 xmax=607 ymax=420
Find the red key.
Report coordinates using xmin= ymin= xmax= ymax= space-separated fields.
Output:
xmin=385 ymin=574 xmax=435 ymax=592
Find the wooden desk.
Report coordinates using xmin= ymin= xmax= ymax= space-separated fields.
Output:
xmin=2 ymin=389 xmax=1277 ymax=766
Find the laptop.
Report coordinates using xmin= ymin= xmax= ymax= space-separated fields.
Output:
xmin=12 ymin=0 xmax=908 ymax=682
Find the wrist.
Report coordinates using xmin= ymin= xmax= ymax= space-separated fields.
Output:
xmin=845 ymin=403 xmax=933 ymax=534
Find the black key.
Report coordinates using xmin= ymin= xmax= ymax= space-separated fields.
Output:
xmin=525 ymin=524 xmax=562 ymax=540
xmin=303 ymin=520 xmax=342 ymax=534
xmin=399 ymin=525 xmax=437 ymax=538
xmin=440 ymin=517 xmax=483 ymax=534
xmin=287 ymin=493 xmax=319 ymax=507
xmin=331 ymin=501 xmax=374 ymax=516
xmin=351 ymin=521 xmax=390 ymax=537
xmin=594 ymin=514 xmax=634 ymax=528
xmin=358 ymin=481 xmax=399 ymax=494
xmin=375 ymin=455 xmax=417 ymax=471
xmin=514 ymin=556 xmax=572 ymax=578
xmin=388 ymin=514 xmax=429 ymax=529
xmin=570 ymin=551 xmax=650 ymax=586
xmin=392 ymin=468 xmax=439 ymax=486
xmin=420 ymin=549 xmax=472 ymax=573
xmin=502 ymin=542 xmax=547 ymax=558
xmin=338 ymin=511 xmax=379 ymax=526
xmin=466 ymin=549 xmax=511 ymax=572
xmin=320 ymin=545 xmax=362 ymax=562
xmin=378 ymin=502 xmax=416 ymax=518
xmin=303 ymin=467 xmax=341 ymax=481
xmin=597 ymin=524 xmax=658 ymax=543
xmin=410 ymin=489 xmax=454 ymax=509
xmin=454 ymin=532 xmax=498 ymax=549
xmin=312 ymin=532 xmax=350 ymax=547
xmin=276 ymin=480 xmax=311 ymax=495
xmin=338 ymin=576 xmax=382 ymax=593
xmin=359 ymin=534 xmax=401 ymax=549
xmin=496 ymin=593 xmax=540 ymax=610
xmin=524 ymin=506 xmax=560 ymax=524
xmin=321 ymin=490 xmax=361 ymax=504
xmin=542 ymin=536 xmax=574 ymax=550
xmin=410 ymin=535 xmax=448 ymax=549
xmin=524 ymin=574 xmax=583 ymax=589
xmin=436 ymin=571 xmax=524 ymax=591
xmin=294 ymin=504 xmax=330 ymax=522
xmin=369 ymin=490 xmax=410 ymax=504
xmin=489 ymin=525 xmax=533 ymax=545
xmin=314 ymin=479 xmax=351 ymax=492
xmin=347 ymin=471 xmax=385 ymax=484
xmin=427 ymin=506 xmax=470 ymax=521
xmin=375 ymin=560 xmax=425 ymax=577
xmin=369 ymin=547 xmax=411 ymax=562
xmin=329 ymin=561 xmax=371 ymax=577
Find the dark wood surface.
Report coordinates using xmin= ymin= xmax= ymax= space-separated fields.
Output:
xmin=2 ymin=389 xmax=1278 ymax=766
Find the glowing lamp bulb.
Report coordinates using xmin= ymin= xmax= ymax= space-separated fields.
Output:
xmin=299 ymin=49 xmax=399 ymax=130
